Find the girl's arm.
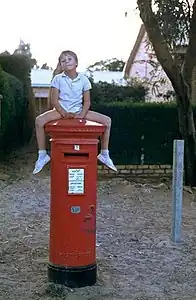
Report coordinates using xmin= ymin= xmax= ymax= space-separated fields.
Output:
xmin=78 ymin=90 xmax=91 ymax=118
xmin=50 ymin=87 xmax=69 ymax=118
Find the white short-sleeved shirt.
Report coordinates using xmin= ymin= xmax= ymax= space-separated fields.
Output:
xmin=51 ymin=72 xmax=92 ymax=113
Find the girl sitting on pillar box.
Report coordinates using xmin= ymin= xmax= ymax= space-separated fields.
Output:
xmin=33 ymin=50 xmax=117 ymax=174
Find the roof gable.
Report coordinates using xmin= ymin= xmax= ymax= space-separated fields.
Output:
xmin=124 ymin=24 xmax=146 ymax=77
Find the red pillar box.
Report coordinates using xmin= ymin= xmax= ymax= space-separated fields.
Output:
xmin=45 ymin=118 xmax=105 ymax=288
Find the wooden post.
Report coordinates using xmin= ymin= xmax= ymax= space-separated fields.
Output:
xmin=171 ymin=140 xmax=184 ymax=243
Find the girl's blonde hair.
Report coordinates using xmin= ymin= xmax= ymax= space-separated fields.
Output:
xmin=47 ymin=50 xmax=78 ymax=109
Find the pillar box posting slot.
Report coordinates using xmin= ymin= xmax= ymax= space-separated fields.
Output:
xmin=45 ymin=118 xmax=105 ymax=288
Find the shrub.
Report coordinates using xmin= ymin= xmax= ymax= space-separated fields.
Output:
xmin=89 ymin=77 xmax=148 ymax=104
xmin=93 ymin=101 xmax=180 ymax=165
xmin=0 ymin=66 xmax=24 ymax=150
xmin=0 ymin=54 xmax=35 ymax=144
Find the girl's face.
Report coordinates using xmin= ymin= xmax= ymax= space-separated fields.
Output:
xmin=60 ymin=54 xmax=77 ymax=72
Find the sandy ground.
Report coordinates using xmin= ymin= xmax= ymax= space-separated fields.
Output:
xmin=1 ymin=147 xmax=196 ymax=300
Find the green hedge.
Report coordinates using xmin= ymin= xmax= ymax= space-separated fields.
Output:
xmin=0 ymin=67 xmax=14 ymax=143
xmin=0 ymin=54 xmax=35 ymax=150
xmin=90 ymin=79 xmax=148 ymax=104
xmin=92 ymin=102 xmax=180 ymax=165
xmin=0 ymin=67 xmax=25 ymax=150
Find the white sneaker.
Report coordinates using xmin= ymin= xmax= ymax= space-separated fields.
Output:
xmin=33 ymin=154 xmax=51 ymax=174
xmin=97 ymin=154 xmax=117 ymax=172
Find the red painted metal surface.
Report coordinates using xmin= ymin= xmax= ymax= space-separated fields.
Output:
xmin=45 ymin=119 xmax=105 ymax=268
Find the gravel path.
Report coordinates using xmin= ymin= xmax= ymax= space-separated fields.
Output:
xmin=0 ymin=148 xmax=196 ymax=300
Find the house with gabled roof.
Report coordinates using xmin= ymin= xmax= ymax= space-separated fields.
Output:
xmin=124 ymin=24 xmax=174 ymax=101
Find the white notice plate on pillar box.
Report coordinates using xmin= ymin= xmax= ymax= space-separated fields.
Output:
xmin=68 ymin=168 xmax=84 ymax=194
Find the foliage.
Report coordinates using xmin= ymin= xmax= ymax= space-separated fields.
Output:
xmin=137 ymin=0 xmax=196 ymax=186
xmin=0 ymin=54 xmax=35 ymax=146
xmin=0 ymin=66 xmax=24 ymax=150
xmin=88 ymin=58 xmax=125 ymax=72
xmin=89 ymin=76 xmax=148 ymax=104
xmin=13 ymin=40 xmax=38 ymax=68
xmin=153 ymin=0 xmax=192 ymax=49
xmin=93 ymin=101 xmax=180 ymax=164
xmin=0 ymin=50 xmax=11 ymax=56
xmin=41 ymin=63 xmax=51 ymax=69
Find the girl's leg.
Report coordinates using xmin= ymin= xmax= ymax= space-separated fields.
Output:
xmin=33 ymin=109 xmax=62 ymax=174
xmin=35 ymin=109 xmax=61 ymax=150
xmin=85 ymin=110 xmax=117 ymax=171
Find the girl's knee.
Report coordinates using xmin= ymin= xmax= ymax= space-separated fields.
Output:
xmin=103 ymin=116 xmax=111 ymax=127
xmin=35 ymin=115 xmax=46 ymax=128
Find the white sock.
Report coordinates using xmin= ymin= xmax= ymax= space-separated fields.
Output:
xmin=101 ymin=149 xmax=109 ymax=157
xmin=38 ymin=150 xmax=47 ymax=159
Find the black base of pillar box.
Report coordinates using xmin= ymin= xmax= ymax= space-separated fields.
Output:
xmin=48 ymin=263 xmax=97 ymax=288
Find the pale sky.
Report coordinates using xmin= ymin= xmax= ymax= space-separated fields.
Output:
xmin=0 ymin=0 xmax=141 ymax=70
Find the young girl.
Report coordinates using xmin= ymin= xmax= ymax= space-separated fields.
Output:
xmin=33 ymin=50 xmax=117 ymax=174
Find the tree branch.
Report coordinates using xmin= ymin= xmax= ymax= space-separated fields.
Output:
xmin=185 ymin=0 xmax=192 ymax=25
xmin=182 ymin=0 xmax=196 ymax=92
xmin=137 ymin=0 xmax=184 ymax=95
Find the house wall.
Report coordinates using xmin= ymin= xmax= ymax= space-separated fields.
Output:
xmin=127 ymin=33 xmax=174 ymax=101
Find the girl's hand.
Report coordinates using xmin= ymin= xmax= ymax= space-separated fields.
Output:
xmin=67 ymin=112 xmax=76 ymax=118
xmin=61 ymin=111 xmax=75 ymax=119
xmin=74 ymin=112 xmax=85 ymax=119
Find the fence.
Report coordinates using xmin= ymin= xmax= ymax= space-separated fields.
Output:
xmin=34 ymin=97 xmax=49 ymax=116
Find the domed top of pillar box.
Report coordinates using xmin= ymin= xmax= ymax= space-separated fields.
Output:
xmin=45 ymin=119 xmax=105 ymax=140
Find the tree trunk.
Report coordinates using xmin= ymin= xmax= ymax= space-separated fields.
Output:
xmin=137 ymin=0 xmax=196 ymax=186
xmin=177 ymin=93 xmax=196 ymax=186
xmin=191 ymin=65 xmax=196 ymax=104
